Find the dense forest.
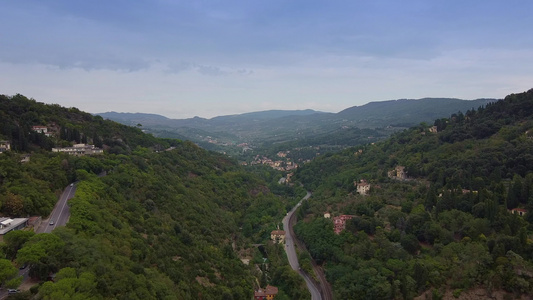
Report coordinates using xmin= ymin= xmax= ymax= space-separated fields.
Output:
xmin=2 ymin=90 xmax=532 ymax=299
xmin=0 ymin=94 xmax=309 ymax=299
xmin=293 ymin=89 xmax=533 ymax=299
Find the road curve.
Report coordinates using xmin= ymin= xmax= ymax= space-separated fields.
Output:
xmin=282 ymin=192 xmax=322 ymax=300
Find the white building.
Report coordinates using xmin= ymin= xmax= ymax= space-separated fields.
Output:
xmin=32 ymin=126 xmax=53 ymax=137
xmin=52 ymin=144 xmax=103 ymax=156
xmin=0 ymin=218 xmax=29 ymax=241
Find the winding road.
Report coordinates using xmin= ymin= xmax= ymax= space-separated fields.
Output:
xmin=282 ymin=192 xmax=324 ymax=300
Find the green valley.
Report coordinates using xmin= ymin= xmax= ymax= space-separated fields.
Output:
xmin=1 ymin=89 xmax=532 ymax=299
xmin=292 ymin=89 xmax=533 ymax=299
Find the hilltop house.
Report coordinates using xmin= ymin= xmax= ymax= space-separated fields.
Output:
xmin=254 ymin=285 xmax=278 ymax=300
xmin=270 ymin=230 xmax=286 ymax=244
xmin=333 ymin=215 xmax=355 ymax=234
xmin=52 ymin=144 xmax=103 ymax=156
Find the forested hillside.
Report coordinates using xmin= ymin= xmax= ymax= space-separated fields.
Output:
xmin=0 ymin=94 xmax=180 ymax=218
xmin=337 ymin=97 xmax=496 ymax=128
xmin=0 ymin=94 xmax=308 ymax=299
xmin=293 ymin=89 xmax=533 ymax=299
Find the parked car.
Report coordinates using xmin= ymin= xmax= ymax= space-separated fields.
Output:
xmin=8 ymin=289 xmax=20 ymax=294
xmin=19 ymin=263 xmax=27 ymax=269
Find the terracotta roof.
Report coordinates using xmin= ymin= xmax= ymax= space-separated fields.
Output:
xmin=255 ymin=285 xmax=278 ymax=297
xmin=271 ymin=230 xmax=285 ymax=235
xmin=265 ymin=285 xmax=278 ymax=294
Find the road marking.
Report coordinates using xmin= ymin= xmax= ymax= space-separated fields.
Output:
xmin=51 ymin=186 xmax=73 ymax=231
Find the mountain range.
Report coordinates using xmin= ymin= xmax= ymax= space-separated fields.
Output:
xmin=98 ymin=97 xmax=497 ymax=148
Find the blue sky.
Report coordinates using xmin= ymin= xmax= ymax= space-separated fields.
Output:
xmin=1 ymin=1 xmax=532 ymax=118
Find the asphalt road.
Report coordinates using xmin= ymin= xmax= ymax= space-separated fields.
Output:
xmin=282 ymin=192 xmax=322 ymax=300
xmin=38 ymin=184 xmax=76 ymax=234
xmin=0 ymin=184 xmax=76 ymax=300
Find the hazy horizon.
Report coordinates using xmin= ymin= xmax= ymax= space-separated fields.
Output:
xmin=95 ymin=95 xmax=500 ymax=120
xmin=1 ymin=1 xmax=531 ymax=118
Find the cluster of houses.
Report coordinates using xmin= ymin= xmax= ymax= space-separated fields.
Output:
xmin=249 ymin=155 xmax=299 ymax=172
xmin=276 ymin=151 xmax=288 ymax=158
xmin=0 ymin=125 xmax=103 ymax=156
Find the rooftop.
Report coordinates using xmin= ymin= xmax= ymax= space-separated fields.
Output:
xmin=0 ymin=218 xmax=29 ymax=235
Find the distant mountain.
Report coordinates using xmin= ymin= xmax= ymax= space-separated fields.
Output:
xmin=337 ymin=97 xmax=497 ymax=127
xmin=211 ymin=109 xmax=325 ymax=121
xmin=95 ymin=111 xmax=172 ymax=127
xmin=97 ymin=109 xmax=333 ymax=147
xmin=98 ymin=98 xmax=498 ymax=149
xmin=97 ymin=109 xmax=325 ymax=125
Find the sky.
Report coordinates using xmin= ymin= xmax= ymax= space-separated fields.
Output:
xmin=1 ymin=1 xmax=532 ymax=119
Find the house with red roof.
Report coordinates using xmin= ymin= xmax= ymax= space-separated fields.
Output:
xmin=254 ymin=285 xmax=278 ymax=300
xmin=333 ymin=215 xmax=355 ymax=234
xmin=510 ymin=208 xmax=527 ymax=216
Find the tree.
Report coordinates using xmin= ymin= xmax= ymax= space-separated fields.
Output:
xmin=3 ymin=230 xmax=35 ymax=260
xmin=400 ymin=234 xmax=420 ymax=255
xmin=2 ymin=192 xmax=24 ymax=216
xmin=0 ymin=259 xmax=17 ymax=286
xmin=39 ymin=268 xmax=100 ymax=300
xmin=17 ymin=233 xmax=65 ymax=280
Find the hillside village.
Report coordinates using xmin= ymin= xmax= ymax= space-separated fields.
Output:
xmin=248 ymin=153 xmax=299 ymax=172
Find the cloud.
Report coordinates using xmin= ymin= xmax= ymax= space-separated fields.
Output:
xmin=1 ymin=1 xmax=533 ymax=119
xmin=165 ymin=61 xmax=253 ymax=77
xmin=197 ymin=65 xmax=225 ymax=76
